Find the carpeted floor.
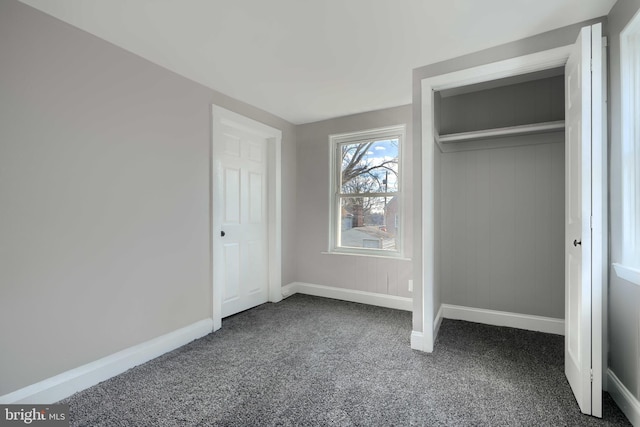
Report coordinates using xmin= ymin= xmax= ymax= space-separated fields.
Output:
xmin=61 ymin=294 xmax=631 ymax=426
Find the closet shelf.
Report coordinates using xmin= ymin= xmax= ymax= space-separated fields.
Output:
xmin=437 ymin=120 xmax=565 ymax=144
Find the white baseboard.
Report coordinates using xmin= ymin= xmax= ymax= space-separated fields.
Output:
xmin=434 ymin=304 xmax=444 ymax=339
xmin=0 ymin=318 xmax=213 ymax=404
xmin=282 ymin=282 xmax=412 ymax=312
xmin=280 ymin=282 xmax=298 ymax=299
xmin=608 ymin=369 xmax=640 ymax=426
xmin=410 ymin=331 xmax=426 ymax=351
xmin=441 ymin=304 xmax=565 ymax=335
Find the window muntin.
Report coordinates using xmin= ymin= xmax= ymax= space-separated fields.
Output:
xmin=329 ymin=126 xmax=404 ymax=256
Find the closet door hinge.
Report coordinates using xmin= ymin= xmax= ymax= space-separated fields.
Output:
xmin=590 ymin=369 xmax=593 ymax=383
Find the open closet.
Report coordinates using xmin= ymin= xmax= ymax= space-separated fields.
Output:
xmin=418 ymin=23 xmax=606 ymax=416
xmin=433 ymin=68 xmax=566 ymax=322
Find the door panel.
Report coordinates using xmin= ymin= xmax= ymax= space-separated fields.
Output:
xmin=564 ymin=23 xmax=603 ymax=417
xmin=223 ymin=243 xmax=240 ymax=303
xmin=249 ymin=172 xmax=263 ymax=223
xmin=247 ymin=239 xmax=266 ymax=294
xmin=224 ymin=132 xmax=241 ymax=156
xmin=224 ymin=168 xmax=241 ymax=223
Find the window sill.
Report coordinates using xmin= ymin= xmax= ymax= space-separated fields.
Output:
xmin=612 ymin=263 xmax=640 ymax=287
xmin=322 ymin=251 xmax=411 ymax=261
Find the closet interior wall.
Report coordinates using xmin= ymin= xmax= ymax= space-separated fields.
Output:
xmin=435 ymin=74 xmax=566 ymax=319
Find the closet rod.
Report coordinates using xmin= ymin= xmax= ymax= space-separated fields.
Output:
xmin=438 ymin=120 xmax=565 ymax=143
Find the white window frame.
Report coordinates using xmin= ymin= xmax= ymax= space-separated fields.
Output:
xmin=613 ymin=10 xmax=640 ymax=286
xmin=327 ymin=124 xmax=406 ymax=258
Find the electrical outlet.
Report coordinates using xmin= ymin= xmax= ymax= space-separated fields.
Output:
xmin=408 ymin=279 xmax=413 ymax=292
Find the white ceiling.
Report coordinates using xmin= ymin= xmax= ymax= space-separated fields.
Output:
xmin=19 ymin=0 xmax=616 ymax=124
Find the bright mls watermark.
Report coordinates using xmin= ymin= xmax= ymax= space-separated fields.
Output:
xmin=1 ymin=405 xmax=68 ymax=426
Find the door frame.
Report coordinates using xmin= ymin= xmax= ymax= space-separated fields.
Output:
xmin=210 ymin=105 xmax=282 ymax=331
xmin=415 ymin=38 xmax=607 ymax=404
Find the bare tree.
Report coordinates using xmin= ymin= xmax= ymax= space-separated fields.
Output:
xmin=340 ymin=141 xmax=398 ymax=226
xmin=341 ymin=142 xmax=397 ymax=191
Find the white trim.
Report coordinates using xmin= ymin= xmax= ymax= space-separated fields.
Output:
xmin=0 ymin=319 xmax=213 ymax=404
xmin=280 ymin=282 xmax=297 ymax=299
xmin=282 ymin=282 xmax=412 ymax=312
xmin=320 ymin=251 xmax=411 ymax=261
xmin=434 ymin=304 xmax=444 ymax=339
xmin=410 ymin=331 xmax=425 ymax=351
xmin=268 ymin=126 xmax=283 ymax=304
xmin=608 ymin=369 xmax=640 ymax=426
xmin=210 ymin=105 xmax=282 ymax=330
xmin=441 ymin=304 xmax=565 ymax=335
xmin=419 ymin=44 xmax=573 ymax=353
xmin=329 ymin=125 xmax=407 ymax=144
xmin=613 ymin=263 xmax=640 ymax=286
xmin=600 ymin=35 xmax=610 ymax=394
xmin=423 ymin=46 xmax=573 ymax=92
xmin=589 ymin=25 xmax=606 ymax=417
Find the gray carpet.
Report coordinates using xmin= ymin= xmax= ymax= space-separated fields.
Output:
xmin=61 ymin=294 xmax=631 ymax=426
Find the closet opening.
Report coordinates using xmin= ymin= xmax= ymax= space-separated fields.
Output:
xmin=433 ymin=67 xmax=566 ymax=333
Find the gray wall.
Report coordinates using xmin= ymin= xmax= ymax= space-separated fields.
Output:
xmin=412 ymin=18 xmax=605 ymax=332
xmin=438 ymin=143 xmax=565 ymax=317
xmin=439 ymin=76 xmax=565 ymax=134
xmin=0 ymin=0 xmax=296 ymax=396
xmin=607 ymin=0 xmax=640 ymax=404
xmin=294 ymin=106 xmax=413 ymax=298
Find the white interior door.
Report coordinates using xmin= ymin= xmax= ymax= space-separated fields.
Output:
xmin=212 ymin=109 xmax=273 ymax=322
xmin=564 ymin=23 xmax=604 ymax=417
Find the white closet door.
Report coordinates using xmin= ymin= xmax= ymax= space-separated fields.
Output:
xmin=564 ymin=22 xmax=604 ymax=417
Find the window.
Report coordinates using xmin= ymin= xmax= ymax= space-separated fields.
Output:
xmin=614 ymin=11 xmax=640 ymax=286
xmin=328 ymin=125 xmax=405 ymax=257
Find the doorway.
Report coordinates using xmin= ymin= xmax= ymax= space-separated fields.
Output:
xmin=415 ymin=23 xmax=606 ymax=417
xmin=211 ymin=105 xmax=282 ymax=330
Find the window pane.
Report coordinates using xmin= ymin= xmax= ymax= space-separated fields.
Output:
xmin=340 ymin=139 xmax=398 ymax=194
xmin=339 ymin=196 xmax=399 ymax=250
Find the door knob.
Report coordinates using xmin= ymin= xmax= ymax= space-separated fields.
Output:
xmin=221 ymin=230 xmax=226 ymax=237
xmin=573 ymin=239 xmax=581 ymax=246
